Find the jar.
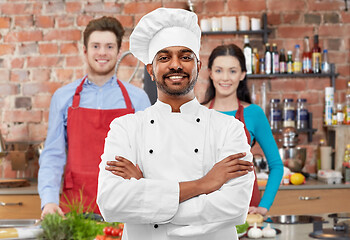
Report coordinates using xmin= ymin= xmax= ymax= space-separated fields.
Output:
xmin=296 ymin=98 xmax=308 ymax=129
xmin=269 ymin=99 xmax=282 ymax=131
xmin=283 ymin=98 xmax=295 ymax=128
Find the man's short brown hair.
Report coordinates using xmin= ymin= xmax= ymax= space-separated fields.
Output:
xmin=83 ymin=16 xmax=125 ymax=50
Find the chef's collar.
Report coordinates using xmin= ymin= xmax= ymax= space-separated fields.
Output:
xmin=85 ymin=74 xmax=117 ymax=86
xmin=154 ymin=98 xmax=200 ymax=114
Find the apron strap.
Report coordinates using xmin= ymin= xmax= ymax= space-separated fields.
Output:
xmin=72 ymin=75 xmax=87 ymax=108
xmin=235 ymin=100 xmax=251 ymax=145
xmin=117 ymin=79 xmax=133 ymax=110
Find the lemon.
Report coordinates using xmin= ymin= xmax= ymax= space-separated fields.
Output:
xmin=290 ymin=173 xmax=305 ymax=185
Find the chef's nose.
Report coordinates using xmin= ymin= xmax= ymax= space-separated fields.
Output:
xmin=169 ymin=56 xmax=183 ymax=70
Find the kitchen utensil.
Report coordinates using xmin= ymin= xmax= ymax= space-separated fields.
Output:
xmin=266 ymin=215 xmax=324 ymax=224
xmin=309 ymin=214 xmax=350 ymax=239
xmin=279 ymin=147 xmax=307 ymax=172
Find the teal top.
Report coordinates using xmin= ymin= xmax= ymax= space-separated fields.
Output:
xmin=220 ymin=104 xmax=284 ymax=210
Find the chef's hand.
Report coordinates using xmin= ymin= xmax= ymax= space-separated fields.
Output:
xmin=201 ymin=152 xmax=253 ymax=194
xmin=106 ymin=156 xmax=143 ymax=180
xmin=41 ymin=203 xmax=64 ymax=219
xmin=249 ymin=206 xmax=268 ymax=216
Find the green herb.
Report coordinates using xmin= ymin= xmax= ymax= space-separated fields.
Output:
xmin=236 ymin=221 xmax=249 ymax=234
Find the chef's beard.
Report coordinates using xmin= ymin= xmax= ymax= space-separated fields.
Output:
xmin=153 ymin=69 xmax=198 ymax=96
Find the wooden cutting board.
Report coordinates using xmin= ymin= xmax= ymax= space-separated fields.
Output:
xmin=0 ymin=179 xmax=30 ymax=188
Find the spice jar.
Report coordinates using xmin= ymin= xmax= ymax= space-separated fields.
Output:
xmin=283 ymin=98 xmax=295 ymax=128
xmin=269 ymin=99 xmax=282 ymax=131
xmin=296 ymin=98 xmax=308 ymax=129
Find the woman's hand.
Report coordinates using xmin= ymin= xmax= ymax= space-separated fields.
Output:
xmin=248 ymin=206 xmax=268 ymax=216
xmin=41 ymin=203 xmax=64 ymax=219
xmin=106 ymin=156 xmax=143 ymax=180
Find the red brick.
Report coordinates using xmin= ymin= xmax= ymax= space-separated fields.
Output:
xmin=39 ymin=43 xmax=58 ymax=55
xmin=0 ymin=83 xmax=18 ymax=95
xmin=44 ymin=1 xmax=65 ymax=14
xmin=270 ymin=79 xmax=307 ymax=92
xmin=23 ymin=82 xmax=62 ymax=96
xmin=32 ymin=2 xmax=43 ymax=15
xmin=30 ymin=69 xmax=51 ymax=82
xmin=27 ymin=56 xmax=63 ymax=68
xmin=4 ymin=31 xmax=43 ymax=42
xmin=308 ymin=0 xmax=343 ymax=11
xmin=227 ymin=0 xmax=266 ymax=12
xmin=3 ymin=110 xmax=42 ymax=123
xmin=55 ymin=69 xmax=74 ymax=82
xmin=115 ymin=15 xmax=133 ymax=28
xmin=0 ymin=69 xmax=10 ymax=82
xmin=104 ymin=3 xmax=122 ymax=13
xmin=163 ymin=1 xmax=188 ymax=9
xmin=57 ymin=16 xmax=75 ymax=28
xmin=5 ymin=124 xmax=30 ymax=142
xmin=1 ymin=3 xmax=31 ymax=15
xmin=11 ymin=58 xmax=25 ymax=68
xmin=205 ymin=1 xmax=225 ymax=13
xmin=117 ymin=53 xmax=139 ymax=67
xmin=61 ymin=43 xmax=79 ymax=54
xmin=75 ymin=69 xmax=85 ymax=81
xmin=319 ymin=25 xmax=350 ymax=37
xmin=29 ymin=123 xmax=48 ymax=141
xmin=10 ymin=70 xmax=29 ymax=82
xmin=66 ymin=2 xmax=82 ymax=13
xmin=267 ymin=0 xmax=305 ymax=12
xmin=18 ymin=43 xmax=38 ymax=55
xmin=14 ymin=15 xmax=34 ymax=28
xmin=0 ymin=44 xmax=15 ymax=55
xmin=35 ymin=16 xmax=55 ymax=28
xmin=66 ymin=56 xmax=83 ymax=67
xmin=267 ymin=13 xmax=282 ymax=25
xmin=305 ymin=78 xmax=330 ymax=91
xmin=341 ymin=12 xmax=350 ymax=23
xmin=0 ymin=17 xmax=11 ymax=28
xmin=282 ymin=13 xmax=303 ymax=24
xmin=329 ymin=52 xmax=348 ymax=65
xmin=337 ymin=65 xmax=350 ymax=78
xmin=33 ymin=94 xmax=52 ymax=109
xmin=44 ymin=29 xmax=81 ymax=41
xmin=277 ymin=26 xmax=313 ymax=38
xmin=77 ymin=15 xmax=94 ymax=27
xmin=124 ymin=2 xmax=162 ymax=14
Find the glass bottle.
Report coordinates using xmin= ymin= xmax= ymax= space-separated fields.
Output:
xmin=343 ymin=144 xmax=350 ymax=184
xmin=252 ymin=48 xmax=260 ymax=74
xmin=287 ymin=51 xmax=293 ymax=74
xmin=243 ymin=35 xmax=252 ymax=74
xmin=283 ymin=98 xmax=295 ymax=128
xmin=336 ymin=103 xmax=344 ymax=125
xmin=272 ymin=43 xmax=279 ymax=74
xmin=296 ymin=98 xmax=308 ymax=129
xmin=312 ymin=34 xmax=322 ymax=74
xmin=279 ymin=48 xmax=287 ymax=74
xmin=259 ymin=57 xmax=265 ymax=74
xmin=293 ymin=44 xmax=302 ymax=73
xmin=316 ymin=139 xmax=325 ymax=170
xmin=345 ymin=81 xmax=350 ymax=125
xmin=269 ymin=99 xmax=282 ymax=131
xmin=265 ymin=43 xmax=272 ymax=74
xmin=321 ymin=49 xmax=330 ymax=73
xmin=302 ymin=36 xmax=313 ymax=73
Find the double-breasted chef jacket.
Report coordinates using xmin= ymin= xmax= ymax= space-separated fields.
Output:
xmin=97 ymin=98 xmax=255 ymax=240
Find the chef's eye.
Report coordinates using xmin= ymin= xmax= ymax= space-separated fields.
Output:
xmin=92 ymin=44 xmax=99 ymax=49
xmin=182 ymin=55 xmax=193 ymax=61
xmin=158 ymin=56 xmax=169 ymax=61
xmin=215 ymin=69 xmax=221 ymax=73
xmin=230 ymin=70 xmax=236 ymax=74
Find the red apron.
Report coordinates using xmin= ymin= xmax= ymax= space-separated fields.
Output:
xmin=209 ymin=99 xmax=261 ymax=207
xmin=60 ymin=76 xmax=135 ymax=214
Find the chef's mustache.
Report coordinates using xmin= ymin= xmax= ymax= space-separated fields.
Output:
xmin=163 ymin=69 xmax=189 ymax=79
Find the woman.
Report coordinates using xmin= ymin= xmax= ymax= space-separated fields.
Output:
xmin=202 ymin=44 xmax=283 ymax=216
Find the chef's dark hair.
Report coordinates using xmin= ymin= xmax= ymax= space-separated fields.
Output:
xmin=83 ymin=16 xmax=125 ymax=51
xmin=201 ymin=44 xmax=251 ymax=105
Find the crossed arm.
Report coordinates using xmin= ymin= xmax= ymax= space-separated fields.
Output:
xmin=106 ymin=152 xmax=253 ymax=203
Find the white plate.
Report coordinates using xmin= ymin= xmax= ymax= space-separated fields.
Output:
xmin=238 ymin=231 xmax=247 ymax=238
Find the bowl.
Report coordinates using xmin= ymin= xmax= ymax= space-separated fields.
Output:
xmin=279 ymin=147 xmax=307 ymax=172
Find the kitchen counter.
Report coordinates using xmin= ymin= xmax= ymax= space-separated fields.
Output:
xmin=240 ymin=213 xmax=347 ymax=240
xmin=259 ymin=178 xmax=350 ymax=190
xmin=0 ymin=181 xmax=38 ymax=195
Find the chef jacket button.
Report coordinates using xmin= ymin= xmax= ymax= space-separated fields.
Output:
xmin=196 ymin=118 xmax=200 ymax=122
xmin=194 ymin=148 xmax=198 ymax=153
xmin=149 ymin=149 xmax=153 ymax=154
xmin=154 ymin=224 xmax=158 ymax=228
xmin=150 ymin=120 xmax=154 ymax=124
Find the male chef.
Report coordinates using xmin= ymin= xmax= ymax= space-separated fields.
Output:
xmin=97 ymin=8 xmax=255 ymax=240
xmin=38 ymin=16 xmax=151 ymax=218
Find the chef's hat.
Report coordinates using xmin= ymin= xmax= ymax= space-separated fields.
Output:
xmin=130 ymin=8 xmax=201 ymax=65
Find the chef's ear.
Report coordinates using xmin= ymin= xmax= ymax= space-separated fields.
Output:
xmin=197 ymin=60 xmax=202 ymax=72
xmin=83 ymin=45 xmax=87 ymax=55
xmin=146 ymin=64 xmax=154 ymax=81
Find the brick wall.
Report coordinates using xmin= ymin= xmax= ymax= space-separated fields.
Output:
xmin=0 ymin=1 xmax=349 ymax=174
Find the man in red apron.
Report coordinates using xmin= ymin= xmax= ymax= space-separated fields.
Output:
xmin=38 ymin=16 xmax=151 ymax=218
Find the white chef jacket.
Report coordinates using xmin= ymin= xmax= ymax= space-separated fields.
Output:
xmin=97 ymin=98 xmax=255 ymax=240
